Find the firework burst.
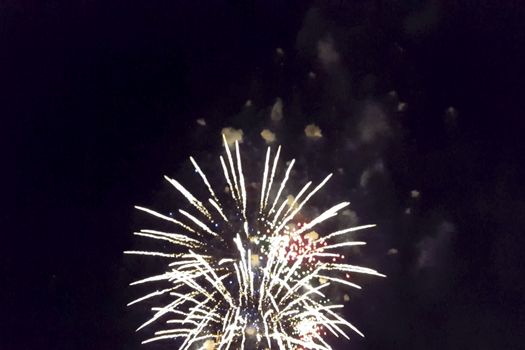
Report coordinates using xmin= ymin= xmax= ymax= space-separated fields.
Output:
xmin=126 ymin=136 xmax=384 ymax=349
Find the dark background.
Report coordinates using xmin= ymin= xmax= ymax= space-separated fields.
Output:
xmin=2 ymin=1 xmax=524 ymax=349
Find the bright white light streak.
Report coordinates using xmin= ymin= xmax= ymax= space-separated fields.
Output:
xmin=234 ymin=141 xmax=247 ymax=219
xmin=190 ymin=156 xmax=221 ymax=204
xmin=320 ymin=224 xmax=377 ymax=242
xmin=294 ymin=201 xmax=350 ymax=235
xmin=223 ymin=134 xmax=241 ymax=206
xmin=208 ymin=198 xmax=229 ymax=222
xmin=259 ymin=147 xmax=271 ymax=213
xmin=262 ymin=145 xmax=281 ymax=212
xmin=134 ymin=205 xmax=196 ymax=234
xmin=164 ymin=175 xmax=212 ymax=219
xmin=268 ymin=158 xmax=295 ymax=214
xmin=220 ymin=155 xmax=238 ymax=205
xmin=179 ymin=209 xmax=220 ymax=237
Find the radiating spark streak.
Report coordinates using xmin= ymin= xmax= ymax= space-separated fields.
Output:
xmin=129 ymin=272 xmax=175 ymax=286
xmin=127 ymin=139 xmax=383 ymax=349
xmin=166 ymin=319 xmax=199 ymax=326
xmin=242 ymin=221 xmax=250 ymax=238
xmin=139 ymin=229 xmax=201 ymax=244
xmin=320 ymin=224 xmax=377 ymax=242
xmin=234 ymin=141 xmax=247 ymax=219
xmin=178 ymin=209 xmax=219 ymax=237
xmin=262 ymin=310 xmax=273 ymax=349
xmin=127 ymin=287 xmax=177 ymax=306
xmin=134 ymin=206 xmax=196 ymax=234
xmin=137 ymin=292 xmax=200 ymax=331
xmin=323 ymin=306 xmax=365 ymax=338
xmin=218 ymin=258 xmax=235 ymax=265
xmin=190 ymin=156 xmax=221 ymax=205
xmin=297 ymin=307 xmax=340 ymax=338
xmin=182 ymin=296 xmax=220 ymax=331
xmin=142 ymin=332 xmax=188 ymax=344
xmin=257 ymin=251 xmax=272 ymax=310
xmin=323 ymin=263 xmax=386 ymax=277
xmin=233 ymin=263 xmax=244 ymax=304
xmin=280 ymin=283 xmax=331 ymax=314
xmin=303 ymin=252 xmax=340 ymax=259
xmin=314 ymin=241 xmax=367 ymax=251
xmin=281 ymin=335 xmax=331 ymax=350
xmin=164 ymin=270 xmax=216 ymax=300
xmin=268 ymin=158 xmax=295 ymax=214
xmin=274 ymin=255 xmax=304 ymax=297
xmin=272 ymin=198 xmax=290 ymax=228
xmin=133 ymin=231 xmax=201 ymax=248
xmin=247 ymin=249 xmax=254 ymax=297
xmin=223 ymin=134 xmax=241 ymax=206
xmin=208 ymin=198 xmax=229 ymax=222
xmin=189 ymin=251 xmax=235 ymax=306
xmin=164 ymin=175 xmax=212 ymax=219
xmin=279 ymin=266 xmax=324 ymax=302
xmin=263 ymin=145 xmax=281 ymax=212
xmin=124 ymin=250 xmax=178 ymax=258
xmin=180 ymin=305 xmax=220 ymax=350
xmin=240 ymin=317 xmax=247 ymax=350
xmin=233 ymin=235 xmax=249 ymax=299
xmin=314 ymin=275 xmax=362 ymax=289
xmin=259 ymin=147 xmax=271 ymax=213
xmin=294 ymin=201 xmax=350 ymax=235
xmin=220 ymin=156 xmax=238 ymax=204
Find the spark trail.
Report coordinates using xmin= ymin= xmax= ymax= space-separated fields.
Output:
xmin=126 ymin=136 xmax=384 ymax=349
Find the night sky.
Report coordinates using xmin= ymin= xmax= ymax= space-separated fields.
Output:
xmin=3 ymin=1 xmax=525 ymax=349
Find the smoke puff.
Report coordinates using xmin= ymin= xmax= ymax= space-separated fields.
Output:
xmin=317 ymin=36 xmax=340 ymax=68
xmin=341 ymin=209 xmax=359 ymax=226
xmin=417 ymin=221 xmax=455 ymax=270
xmin=304 ymin=123 xmax=323 ymax=139
xmin=221 ymin=127 xmax=244 ymax=146
xmin=359 ymin=160 xmax=385 ymax=188
xmin=271 ymin=98 xmax=284 ymax=121
xmin=260 ymin=129 xmax=276 ymax=144
xmin=358 ymin=104 xmax=391 ymax=144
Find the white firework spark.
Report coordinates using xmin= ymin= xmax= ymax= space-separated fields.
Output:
xmin=126 ymin=135 xmax=385 ymax=349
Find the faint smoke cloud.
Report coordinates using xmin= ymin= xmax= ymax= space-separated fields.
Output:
xmin=221 ymin=127 xmax=244 ymax=146
xmin=387 ymin=248 xmax=399 ymax=255
xmin=270 ymin=98 xmax=284 ymax=121
xmin=359 ymin=160 xmax=385 ymax=188
xmin=417 ymin=221 xmax=455 ymax=270
xmin=397 ymin=101 xmax=408 ymax=112
xmin=317 ymin=36 xmax=340 ymax=68
xmin=358 ymin=104 xmax=391 ymax=144
xmin=304 ymin=123 xmax=323 ymax=139
xmin=341 ymin=209 xmax=359 ymax=226
xmin=444 ymin=106 xmax=458 ymax=129
xmin=260 ymin=129 xmax=276 ymax=144
xmin=404 ymin=0 xmax=442 ymax=36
